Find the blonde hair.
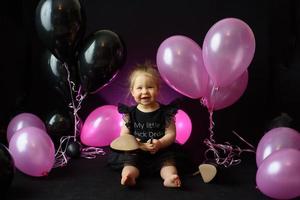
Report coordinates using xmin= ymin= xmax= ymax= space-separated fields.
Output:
xmin=128 ymin=61 xmax=160 ymax=90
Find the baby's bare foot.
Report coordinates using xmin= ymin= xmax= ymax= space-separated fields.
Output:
xmin=163 ymin=174 xmax=181 ymax=188
xmin=121 ymin=175 xmax=136 ymax=186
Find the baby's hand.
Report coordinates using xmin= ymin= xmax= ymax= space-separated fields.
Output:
xmin=148 ymin=139 xmax=162 ymax=154
xmin=136 ymin=138 xmax=153 ymax=152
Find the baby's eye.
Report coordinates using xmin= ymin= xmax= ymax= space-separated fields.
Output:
xmin=137 ymin=87 xmax=142 ymax=90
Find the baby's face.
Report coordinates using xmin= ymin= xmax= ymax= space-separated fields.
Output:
xmin=131 ymin=73 xmax=159 ymax=107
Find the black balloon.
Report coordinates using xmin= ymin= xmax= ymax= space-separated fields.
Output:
xmin=44 ymin=109 xmax=74 ymax=145
xmin=0 ymin=144 xmax=15 ymax=194
xmin=35 ymin=0 xmax=85 ymax=63
xmin=66 ymin=141 xmax=81 ymax=158
xmin=78 ymin=30 xmax=126 ymax=94
xmin=40 ymin=50 xmax=78 ymax=103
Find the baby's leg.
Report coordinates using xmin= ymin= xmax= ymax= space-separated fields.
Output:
xmin=160 ymin=164 xmax=181 ymax=188
xmin=121 ymin=165 xmax=139 ymax=186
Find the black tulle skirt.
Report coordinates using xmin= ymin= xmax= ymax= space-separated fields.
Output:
xmin=107 ymin=143 xmax=188 ymax=175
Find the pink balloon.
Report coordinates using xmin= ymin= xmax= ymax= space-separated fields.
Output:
xmin=202 ymin=70 xmax=248 ymax=111
xmin=256 ymin=149 xmax=300 ymax=199
xmin=157 ymin=35 xmax=208 ymax=99
xmin=7 ymin=113 xmax=46 ymax=143
xmin=175 ymin=110 xmax=192 ymax=144
xmin=9 ymin=127 xmax=55 ymax=177
xmin=256 ymin=127 xmax=300 ymax=167
xmin=203 ymin=18 xmax=255 ymax=87
xmin=80 ymin=105 xmax=123 ymax=147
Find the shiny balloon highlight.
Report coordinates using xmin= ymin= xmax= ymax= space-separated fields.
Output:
xmin=7 ymin=113 xmax=46 ymax=143
xmin=175 ymin=109 xmax=192 ymax=144
xmin=256 ymin=127 xmax=300 ymax=167
xmin=9 ymin=127 xmax=55 ymax=177
xmin=256 ymin=149 xmax=300 ymax=200
xmin=80 ymin=105 xmax=123 ymax=147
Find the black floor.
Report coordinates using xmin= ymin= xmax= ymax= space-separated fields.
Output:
xmin=4 ymin=148 xmax=270 ymax=200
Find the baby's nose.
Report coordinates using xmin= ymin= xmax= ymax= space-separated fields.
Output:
xmin=142 ymin=88 xmax=149 ymax=94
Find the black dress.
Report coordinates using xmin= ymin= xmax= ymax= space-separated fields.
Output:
xmin=107 ymin=102 xmax=185 ymax=175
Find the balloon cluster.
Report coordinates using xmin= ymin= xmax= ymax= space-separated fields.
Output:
xmin=156 ymin=18 xmax=255 ymax=111
xmin=255 ymin=127 xmax=300 ymax=199
xmin=36 ymin=0 xmax=126 ymax=96
xmin=7 ymin=113 xmax=55 ymax=177
xmin=156 ymin=17 xmax=256 ymax=168
xmin=34 ymin=0 xmax=126 ymax=165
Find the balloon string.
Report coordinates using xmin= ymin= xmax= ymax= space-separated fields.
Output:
xmin=53 ymin=136 xmax=105 ymax=168
xmin=81 ymin=147 xmax=106 ymax=159
xmin=232 ymin=130 xmax=256 ymax=151
xmin=63 ymin=63 xmax=87 ymax=141
xmin=202 ymin=84 xmax=255 ymax=167
xmin=53 ymin=63 xmax=104 ymax=168
xmin=203 ymin=110 xmax=255 ymax=168
xmin=208 ymin=108 xmax=215 ymax=143
xmin=53 ymin=136 xmax=72 ymax=168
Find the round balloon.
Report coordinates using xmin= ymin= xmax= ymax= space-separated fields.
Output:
xmin=175 ymin=110 xmax=192 ymax=144
xmin=40 ymin=50 xmax=78 ymax=103
xmin=256 ymin=127 xmax=300 ymax=167
xmin=35 ymin=0 xmax=85 ymax=62
xmin=45 ymin=109 xmax=74 ymax=145
xmin=203 ymin=18 xmax=255 ymax=87
xmin=157 ymin=35 xmax=208 ymax=99
xmin=80 ymin=105 xmax=123 ymax=147
xmin=9 ymin=127 xmax=55 ymax=177
xmin=256 ymin=149 xmax=300 ymax=199
xmin=66 ymin=141 xmax=81 ymax=158
xmin=78 ymin=30 xmax=126 ymax=94
xmin=7 ymin=113 xmax=46 ymax=143
xmin=202 ymin=70 xmax=248 ymax=111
